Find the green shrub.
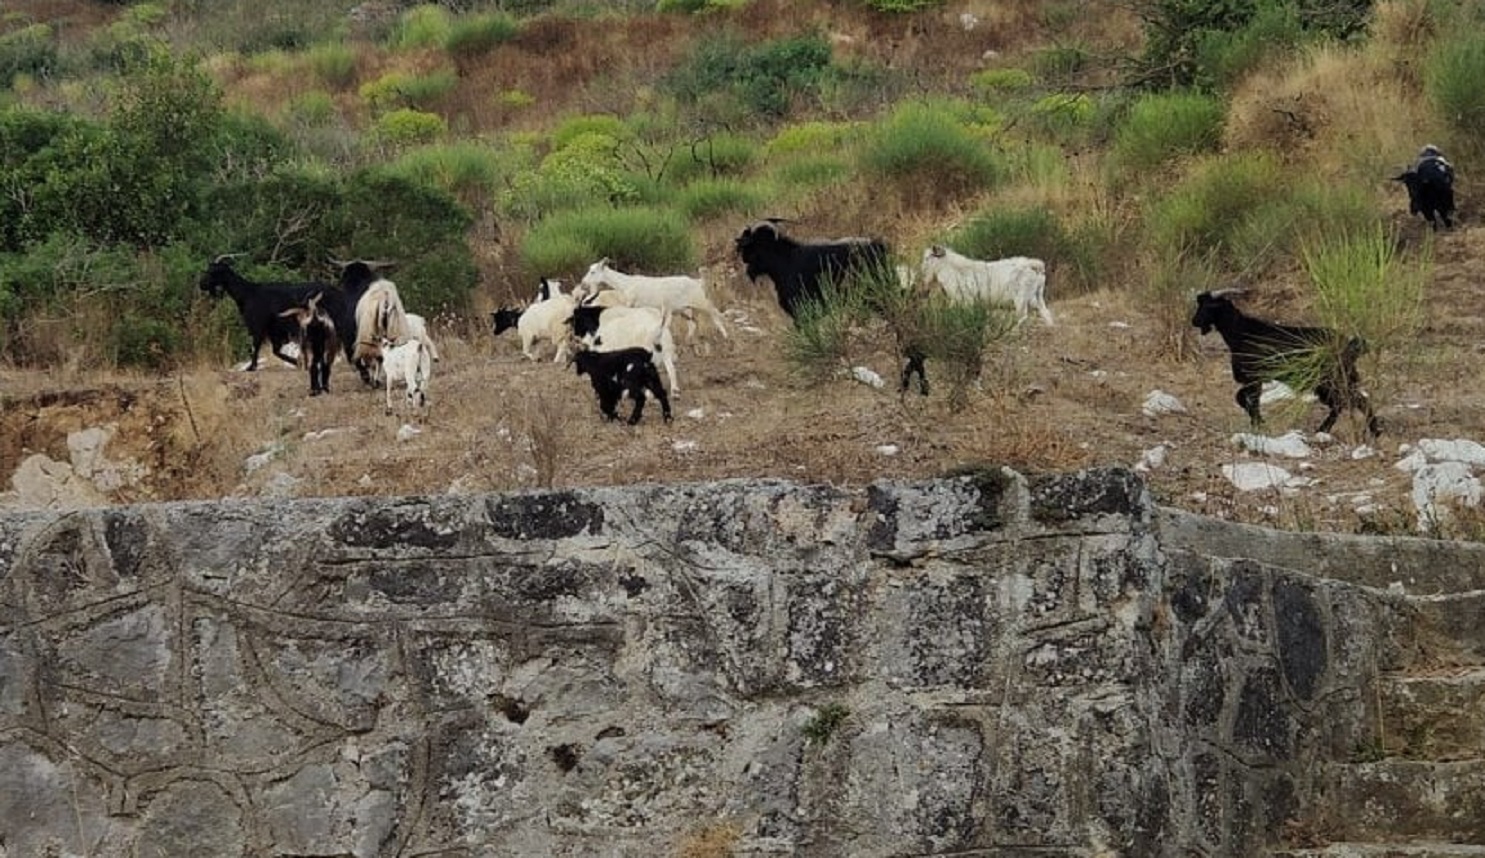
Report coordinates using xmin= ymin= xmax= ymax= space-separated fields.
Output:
xmin=676 ymin=177 xmax=767 ymax=220
xmin=1146 ymin=152 xmax=1288 ymax=264
xmin=0 ymin=24 xmax=56 ymax=88
xmin=859 ymin=101 xmax=1005 ymax=200
xmin=359 ymin=68 xmax=457 ymax=112
xmin=520 ymin=206 xmax=695 ymax=277
xmin=765 ymin=120 xmax=861 ymax=157
xmin=667 ymin=132 xmax=758 ymax=182
xmin=445 ymin=12 xmax=520 ymax=59
xmin=969 ymin=67 xmax=1035 ymax=95
xmin=666 ymin=31 xmax=833 ymax=119
xmin=307 ymin=42 xmax=358 ymax=89
xmin=1426 ymin=33 xmax=1485 ymax=139
xmin=553 ymin=114 xmax=628 ymax=149
xmin=771 ymin=153 xmax=851 ymax=187
xmin=1113 ymin=90 xmax=1224 ymax=170
xmin=1031 ymin=44 xmax=1088 ymax=80
xmin=395 ymin=5 xmax=453 ymax=50
xmin=376 ymin=108 xmax=446 ymax=146
xmin=498 ymin=89 xmax=535 ymax=109
xmin=943 ymin=205 xmax=1104 ymax=292
xmin=502 ymin=131 xmax=640 ymax=220
xmin=287 ymin=91 xmax=337 ymax=126
xmin=1189 ymin=0 xmax=1305 ymax=91
xmin=388 ymin=141 xmax=503 ymax=205
xmin=857 ymin=0 xmax=945 ymax=10
xmin=1025 ymin=93 xmax=1096 ymax=139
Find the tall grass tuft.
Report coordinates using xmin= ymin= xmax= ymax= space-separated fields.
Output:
xmin=1304 ymin=225 xmax=1428 ymax=359
xmin=306 ymin=42 xmax=357 ymax=89
xmin=1146 ymin=152 xmax=1287 ymax=266
xmin=519 ymin=206 xmax=696 ymax=277
xmin=1113 ymin=90 xmax=1225 ymax=171
xmin=859 ymin=101 xmax=1005 ymax=204
xmin=445 ymin=12 xmax=520 ymax=60
xmin=1425 ymin=33 xmax=1485 ymax=142
xmin=394 ymin=5 xmax=453 ymax=50
xmin=676 ymin=178 xmax=768 ymax=221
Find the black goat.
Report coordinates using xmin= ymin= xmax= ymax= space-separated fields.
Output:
xmin=733 ymin=220 xmax=927 ymax=395
xmin=1191 ymin=290 xmax=1381 ymax=438
xmin=199 ymin=255 xmax=326 ymax=370
xmin=279 ymin=292 xmax=339 ymax=396
xmin=1393 ymin=145 xmax=1455 ymax=230
xmin=572 ymin=347 xmax=673 ymax=425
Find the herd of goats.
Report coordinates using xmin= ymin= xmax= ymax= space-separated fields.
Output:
xmin=200 ymin=147 xmax=1454 ymax=432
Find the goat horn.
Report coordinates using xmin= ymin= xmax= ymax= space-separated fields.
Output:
xmin=212 ymin=252 xmax=246 ymax=264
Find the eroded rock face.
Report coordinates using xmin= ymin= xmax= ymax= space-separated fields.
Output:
xmin=0 ymin=470 xmax=1468 ymax=855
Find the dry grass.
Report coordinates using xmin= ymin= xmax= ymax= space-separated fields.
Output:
xmin=674 ymin=821 xmax=741 ymax=858
xmin=1225 ymin=43 xmax=1442 ymax=183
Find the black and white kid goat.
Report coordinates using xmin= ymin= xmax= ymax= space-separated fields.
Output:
xmin=572 ymin=347 xmax=673 ymax=425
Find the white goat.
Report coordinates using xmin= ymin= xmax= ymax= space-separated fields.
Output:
xmin=574 ymin=258 xmax=727 ymax=346
xmin=919 ymin=245 xmax=1054 ymax=326
xmin=492 ymin=293 xmax=577 ymax=362
xmin=568 ymin=304 xmax=680 ymax=395
xmin=381 ymin=337 xmax=434 ymax=414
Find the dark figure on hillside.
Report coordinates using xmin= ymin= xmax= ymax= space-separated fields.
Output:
xmin=1394 ymin=144 xmax=1456 ymax=230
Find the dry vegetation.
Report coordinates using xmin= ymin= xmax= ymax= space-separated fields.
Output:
xmin=2 ymin=0 xmax=1483 ymax=540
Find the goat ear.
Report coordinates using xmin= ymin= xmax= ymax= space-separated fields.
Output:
xmin=929 ymin=245 xmax=946 ymax=257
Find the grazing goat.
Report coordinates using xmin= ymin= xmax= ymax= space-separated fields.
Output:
xmin=380 ymin=337 xmax=434 ymax=415
xmin=199 ymin=255 xmax=354 ymax=371
xmin=1192 ymin=290 xmax=1381 ymax=438
xmin=919 ymin=245 xmax=1054 ymax=326
xmin=572 ymin=347 xmax=673 ymax=425
xmin=1394 ymin=144 xmax=1456 ymax=231
xmin=567 ymin=304 xmax=680 ymax=395
xmin=733 ymin=219 xmax=926 ymax=394
xmin=492 ymin=282 xmax=578 ymax=362
xmin=278 ymin=291 xmax=339 ymax=396
xmin=353 ymin=279 xmax=412 ymax=377
xmin=574 ymin=258 xmax=728 ymax=345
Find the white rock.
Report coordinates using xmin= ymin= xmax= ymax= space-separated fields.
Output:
xmin=672 ymin=440 xmax=698 ymax=453
xmin=1351 ymin=445 xmax=1377 ymax=460
xmin=243 ymin=443 xmax=284 ymax=474
xmin=1133 ymin=445 xmax=1168 ymax=473
xmin=1230 ymin=431 xmax=1312 ymax=459
xmin=1223 ymin=462 xmax=1298 ymax=492
xmin=1142 ymin=390 xmax=1187 ymax=418
xmin=1108 ymin=321 xmax=1131 ymax=329
xmin=1412 ymin=461 xmax=1482 ymax=530
xmin=1259 ymin=380 xmax=1297 ymax=405
xmin=1394 ymin=449 xmax=1428 ymax=473
xmin=685 ymin=408 xmax=705 ymax=420
xmin=67 ymin=425 xmax=114 ymax=478
xmin=851 ymin=366 xmax=885 ymax=389
xmin=875 ymin=444 xmax=900 ymax=456
xmin=1417 ymin=438 xmax=1485 ymax=467
xmin=396 ymin=424 xmax=421 ymax=442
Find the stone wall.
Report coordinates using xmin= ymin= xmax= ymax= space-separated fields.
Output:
xmin=0 ymin=469 xmax=1465 ymax=857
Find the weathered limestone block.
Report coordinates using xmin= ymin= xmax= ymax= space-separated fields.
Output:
xmin=0 ymin=469 xmax=1468 ymax=856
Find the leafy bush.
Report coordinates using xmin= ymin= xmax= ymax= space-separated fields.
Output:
xmin=1426 ymin=33 xmax=1485 ymax=139
xmin=376 ymin=108 xmax=447 ymax=146
xmin=858 ymin=101 xmax=1005 ymax=203
xmin=1024 ymin=93 xmax=1096 ymax=139
xmin=519 ymin=205 xmax=695 ymax=277
xmin=501 ymin=131 xmax=640 ymax=221
xmin=445 ymin=12 xmax=520 ymax=59
xmin=1134 ymin=0 xmax=1373 ymax=89
xmin=1113 ymin=90 xmax=1224 ymax=170
xmin=287 ymin=91 xmax=338 ymax=126
xmin=0 ymin=24 xmax=56 ymax=88
xmin=666 ymin=32 xmax=833 ymax=119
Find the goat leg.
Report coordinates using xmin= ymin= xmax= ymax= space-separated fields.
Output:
xmin=1236 ymin=383 xmax=1263 ymax=428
